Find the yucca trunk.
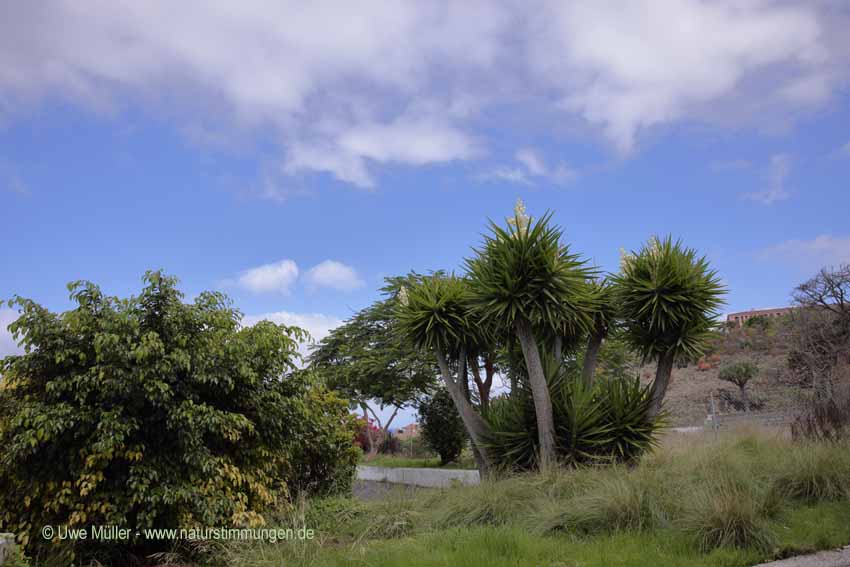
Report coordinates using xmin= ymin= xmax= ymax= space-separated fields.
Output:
xmin=513 ymin=316 xmax=557 ymax=469
xmin=581 ymin=331 xmax=604 ymax=388
xmin=648 ymin=350 xmax=675 ymax=418
xmin=434 ymin=349 xmax=493 ymax=475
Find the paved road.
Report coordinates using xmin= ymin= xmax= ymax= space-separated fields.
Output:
xmin=753 ymin=547 xmax=850 ymax=567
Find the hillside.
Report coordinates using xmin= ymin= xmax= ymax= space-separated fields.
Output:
xmin=651 ymin=353 xmax=801 ymax=426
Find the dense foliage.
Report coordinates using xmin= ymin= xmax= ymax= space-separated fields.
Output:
xmin=484 ymin=362 xmax=663 ymax=470
xmin=465 ymin=208 xmax=595 ymax=339
xmin=613 ymin=236 xmax=725 ymax=363
xmin=419 ymin=389 xmax=466 ymax=464
xmin=0 ymin=272 xmax=358 ymax=562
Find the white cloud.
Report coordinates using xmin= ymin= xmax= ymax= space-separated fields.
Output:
xmin=242 ymin=310 xmax=343 ymax=359
xmin=761 ymin=235 xmax=850 ymax=270
xmin=482 ymin=147 xmax=577 ymax=186
xmin=515 ymin=148 xmax=547 ymax=176
xmin=0 ymin=308 xmax=21 ymax=358
xmin=236 ymin=259 xmax=299 ymax=295
xmin=743 ymin=154 xmax=793 ymax=204
xmin=528 ymin=1 xmax=832 ymax=152
xmin=0 ymin=1 xmax=847 ymax=186
xmin=305 ymin=260 xmax=364 ymax=292
xmin=482 ymin=167 xmax=534 ymax=186
xmin=284 ymin=114 xmax=479 ymax=188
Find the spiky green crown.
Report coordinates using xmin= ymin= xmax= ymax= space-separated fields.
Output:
xmin=466 ymin=210 xmax=597 ymax=337
xmin=612 ymin=236 xmax=726 ymax=360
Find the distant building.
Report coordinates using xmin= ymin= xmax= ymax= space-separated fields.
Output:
xmin=395 ymin=423 xmax=419 ymax=440
xmin=727 ymin=307 xmax=794 ymax=327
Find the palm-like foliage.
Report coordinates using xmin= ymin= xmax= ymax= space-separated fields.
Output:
xmin=396 ymin=273 xmax=496 ymax=472
xmin=396 ymin=274 xmax=472 ymax=358
xmin=465 ymin=211 xmax=596 ymax=334
xmin=483 ymin=360 xmax=663 ymax=470
xmin=613 ymin=236 xmax=725 ymax=362
xmin=612 ymin=236 xmax=725 ymax=417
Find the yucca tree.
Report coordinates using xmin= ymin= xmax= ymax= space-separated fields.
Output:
xmin=581 ymin=278 xmax=618 ymax=387
xmin=396 ymin=274 xmax=494 ymax=473
xmin=466 ymin=203 xmax=595 ymax=468
xmin=612 ymin=236 xmax=725 ymax=418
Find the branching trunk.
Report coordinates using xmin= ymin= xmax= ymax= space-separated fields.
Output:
xmin=647 ymin=350 xmax=676 ymax=419
xmin=434 ymin=348 xmax=494 ymax=475
xmin=514 ymin=316 xmax=557 ymax=470
xmin=581 ymin=331 xmax=604 ymax=388
xmin=362 ymin=403 xmax=401 ymax=458
xmin=739 ymin=384 xmax=750 ymax=412
xmin=361 ymin=403 xmax=378 ymax=459
xmin=469 ymin=353 xmax=494 ymax=410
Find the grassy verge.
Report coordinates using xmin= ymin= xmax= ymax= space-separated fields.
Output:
xmin=220 ymin=430 xmax=850 ymax=567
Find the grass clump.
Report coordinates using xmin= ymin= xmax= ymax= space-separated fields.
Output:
xmin=772 ymin=443 xmax=850 ymax=502
xmin=536 ymin=471 xmax=662 ymax=535
xmin=435 ymin=475 xmax=539 ymax=528
xmin=681 ymin=477 xmax=777 ymax=553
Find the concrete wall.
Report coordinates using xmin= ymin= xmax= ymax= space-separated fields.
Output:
xmin=356 ymin=465 xmax=480 ymax=488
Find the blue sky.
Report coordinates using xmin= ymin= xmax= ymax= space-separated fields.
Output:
xmin=2 ymin=2 xmax=850 ymax=425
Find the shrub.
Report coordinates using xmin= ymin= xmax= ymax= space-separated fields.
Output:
xmin=353 ymin=415 xmax=382 ymax=453
xmin=0 ymin=272 xmax=358 ymax=563
xmin=419 ymin=389 xmax=466 ymax=464
xmin=791 ymin=368 xmax=850 ymax=441
xmin=284 ymin=386 xmax=361 ymax=497
xmin=484 ymin=364 xmax=663 ymax=470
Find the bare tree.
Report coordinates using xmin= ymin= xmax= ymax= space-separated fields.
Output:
xmin=789 ymin=264 xmax=850 ymax=395
xmin=788 ymin=265 xmax=850 ymax=440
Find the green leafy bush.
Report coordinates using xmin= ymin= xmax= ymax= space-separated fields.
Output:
xmin=0 ymin=272 xmax=358 ymax=563
xmin=419 ymin=389 xmax=466 ymax=465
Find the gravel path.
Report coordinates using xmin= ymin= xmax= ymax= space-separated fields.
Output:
xmin=753 ymin=547 xmax=850 ymax=567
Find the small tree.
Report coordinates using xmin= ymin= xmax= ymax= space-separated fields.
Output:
xmin=419 ymin=389 xmax=466 ymax=465
xmin=718 ymin=361 xmax=759 ymax=411
xmin=613 ymin=236 xmax=725 ymax=418
xmin=398 ymin=274 xmax=495 ymax=473
xmin=466 ymin=202 xmax=594 ymax=468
